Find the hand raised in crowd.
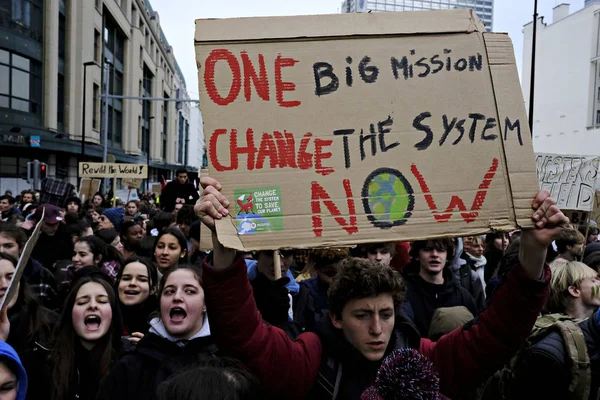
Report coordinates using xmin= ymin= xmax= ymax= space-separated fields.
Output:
xmin=194 ymin=177 xmax=230 ymax=233
xmin=0 ymin=308 xmax=9 ymax=342
xmin=520 ymin=189 xmax=569 ymax=280
xmin=195 ymin=177 xmax=236 ymax=269
xmin=127 ymin=332 xmax=144 ymax=344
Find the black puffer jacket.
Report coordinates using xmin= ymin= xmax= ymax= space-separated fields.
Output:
xmin=509 ymin=313 xmax=600 ymax=400
xmin=403 ymin=263 xmax=478 ymax=337
xmin=7 ymin=305 xmax=56 ymax=400
xmin=97 ymin=331 xmax=218 ymax=400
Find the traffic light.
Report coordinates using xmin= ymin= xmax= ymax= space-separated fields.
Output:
xmin=26 ymin=160 xmax=47 ymax=190
xmin=39 ymin=163 xmax=47 ymax=179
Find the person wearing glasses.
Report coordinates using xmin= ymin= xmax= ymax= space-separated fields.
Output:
xmin=246 ymin=250 xmax=315 ymax=338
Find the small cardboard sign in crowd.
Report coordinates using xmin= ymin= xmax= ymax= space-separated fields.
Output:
xmin=195 ymin=9 xmax=539 ymax=251
xmin=0 ymin=210 xmax=44 ymax=310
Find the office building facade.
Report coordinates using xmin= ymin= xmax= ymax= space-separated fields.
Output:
xmin=522 ymin=3 xmax=600 ymax=155
xmin=341 ymin=0 xmax=494 ymax=31
xmin=0 ymin=0 xmax=197 ymax=194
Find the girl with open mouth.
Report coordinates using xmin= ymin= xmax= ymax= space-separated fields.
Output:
xmin=153 ymin=227 xmax=188 ymax=275
xmin=98 ymin=264 xmax=216 ymax=400
xmin=115 ymin=257 xmax=158 ymax=343
xmin=49 ymin=275 xmax=122 ymax=400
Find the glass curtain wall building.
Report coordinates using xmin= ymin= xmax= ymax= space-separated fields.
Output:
xmin=341 ymin=0 xmax=494 ymax=31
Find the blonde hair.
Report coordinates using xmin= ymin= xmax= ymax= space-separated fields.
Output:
xmin=470 ymin=236 xmax=485 ymax=246
xmin=548 ymin=260 xmax=598 ymax=313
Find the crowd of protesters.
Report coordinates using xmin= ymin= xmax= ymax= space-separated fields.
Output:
xmin=2 ymin=168 xmax=600 ymax=399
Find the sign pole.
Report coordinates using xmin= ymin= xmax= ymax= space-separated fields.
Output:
xmin=112 ymin=178 xmax=117 ymax=207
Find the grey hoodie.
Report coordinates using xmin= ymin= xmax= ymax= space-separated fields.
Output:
xmin=149 ymin=315 xmax=211 ymax=347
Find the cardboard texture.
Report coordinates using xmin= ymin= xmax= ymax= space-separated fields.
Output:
xmin=0 ymin=209 xmax=44 ymax=310
xmin=535 ymin=153 xmax=600 ymax=211
xmin=79 ymin=163 xmax=149 ymax=179
xmin=116 ymin=189 xmax=139 ymax=202
xmin=123 ymin=178 xmax=143 ymax=189
xmin=590 ymin=192 xmax=600 ymax=226
xmin=195 ymin=10 xmax=539 ymax=251
xmin=151 ymin=184 xmax=162 ymax=195
xmin=561 ymin=209 xmax=589 ymax=228
xmin=79 ymin=178 xmax=101 ymax=202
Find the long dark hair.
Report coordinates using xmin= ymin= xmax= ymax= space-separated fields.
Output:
xmin=115 ymin=257 xmax=158 ymax=334
xmin=50 ymin=275 xmax=122 ymax=400
xmin=95 ymin=229 xmax=125 ymax=267
xmin=76 ymin=236 xmax=108 ymax=267
xmin=154 ymin=227 xmax=189 ymax=264
xmin=115 ymin=256 xmax=158 ymax=294
xmin=157 ymin=358 xmax=260 ymax=400
xmin=0 ymin=222 xmax=27 ymax=249
xmin=0 ymin=252 xmax=52 ymax=344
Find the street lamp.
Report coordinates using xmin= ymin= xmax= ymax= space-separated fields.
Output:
xmin=529 ymin=0 xmax=538 ymax=133
xmin=81 ymin=61 xmax=97 ymax=164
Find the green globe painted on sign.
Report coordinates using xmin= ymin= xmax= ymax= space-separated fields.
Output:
xmin=362 ymin=168 xmax=414 ymax=228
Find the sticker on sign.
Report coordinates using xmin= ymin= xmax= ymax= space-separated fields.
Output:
xmin=195 ymin=10 xmax=540 ymax=251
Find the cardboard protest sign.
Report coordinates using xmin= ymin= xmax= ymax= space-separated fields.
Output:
xmin=116 ymin=189 xmax=139 ymax=202
xmin=123 ymin=178 xmax=143 ymax=189
xmin=590 ymin=192 xmax=600 ymax=226
xmin=151 ymin=183 xmax=162 ymax=195
xmin=561 ymin=209 xmax=589 ymax=228
xmin=536 ymin=153 xmax=600 ymax=211
xmin=79 ymin=178 xmax=101 ymax=202
xmin=195 ymin=10 xmax=540 ymax=251
xmin=79 ymin=163 xmax=148 ymax=179
xmin=0 ymin=209 xmax=44 ymax=310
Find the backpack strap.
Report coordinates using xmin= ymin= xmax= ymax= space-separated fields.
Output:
xmin=555 ymin=320 xmax=591 ymax=400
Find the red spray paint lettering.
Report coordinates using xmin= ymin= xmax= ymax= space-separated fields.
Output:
xmin=208 ymin=128 xmax=334 ymax=176
xmin=410 ymin=158 xmax=499 ymax=223
xmin=311 ymin=179 xmax=358 ymax=237
xmin=204 ymin=49 xmax=301 ymax=108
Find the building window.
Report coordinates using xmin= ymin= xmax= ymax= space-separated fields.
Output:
xmin=58 ymin=13 xmax=66 ymax=60
xmin=162 ymin=98 xmax=168 ymax=160
xmin=93 ymin=83 xmax=99 ymax=130
xmin=94 ymin=30 xmax=101 ymax=63
xmin=138 ymin=116 xmax=142 ymax=148
xmin=142 ymin=65 xmax=153 ymax=154
xmin=57 ymin=73 xmax=64 ymax=125
xmin=0 ymin=49 xmax=41 ymax=115
xmin=104 ymin=14 xmax=126 ymax=148
xmin=178 ymin=113 xmax=184 ymax=164
xmin=596 ymin=110 xmax=600 ymax=125
xmin=7 ymin=0 xmax=42 ymax=42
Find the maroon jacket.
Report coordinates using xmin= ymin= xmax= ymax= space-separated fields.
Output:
xmin=203 ymin=256 xmax=550 ymax=399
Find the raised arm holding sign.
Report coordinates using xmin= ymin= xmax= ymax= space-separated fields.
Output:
xmin=193 ymin=10 xmax=572 ymax=399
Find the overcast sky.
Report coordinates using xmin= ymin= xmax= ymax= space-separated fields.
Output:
xmin=150 ymin=0 xmax=585 ymax=100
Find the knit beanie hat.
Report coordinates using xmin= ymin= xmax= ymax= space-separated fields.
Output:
xmin=102 ymin=207 xmax=125 ymax=232
xmin=361 ymin=348 xmax=448 ymax=400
